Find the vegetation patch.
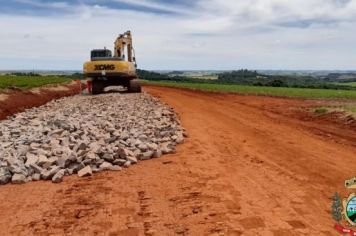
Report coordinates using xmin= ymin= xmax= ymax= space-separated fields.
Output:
xmin=339 ymin=82 xmax=356 ymax=87
xmin=312 ymin=105 xmax=356 ymax=118
xmin=0 ymin=75 xmax=71 ymax=89
xmin=313 ymin=107 xmax=329 ymax=114
xmin=143 ymin=80 xmax=356 ymax=99
xmin=343 ymin=104 xmax=356 ymax=113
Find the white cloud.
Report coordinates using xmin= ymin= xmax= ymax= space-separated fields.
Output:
xmin=0 ymin=0 xmax=356 ymax=70
xmin=110 ymin=0 xmax=194 ymax=15
xmin=14 ymin=0 xmax=73 ymax=11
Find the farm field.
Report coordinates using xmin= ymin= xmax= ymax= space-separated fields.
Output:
xmin=181 ymin=73 xmax=218 ymax=80
xmin=0 ymin=75 xmax=71 ymax=89
xmin=340 ymin=82 xmax=356 ymax=87
xmin=144 ymin=80 xmax=356 ymax=99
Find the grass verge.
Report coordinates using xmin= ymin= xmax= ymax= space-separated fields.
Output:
xmin=313 ymin=107 xmax=329 ymax=114
xmin=313 ymin=105 xmax=356 ymax=117
xmin=332 ymin=82 xmax=356 ymax=87
xmin=342 ymin=82 xmax=356 ymax=87
xmin=143 ymin=81 xmax=356 ymax=99
xmin=343 ymin=104 xmax=356 ymax=113
xmin=0 ymin=75 xmax=71 ymax=89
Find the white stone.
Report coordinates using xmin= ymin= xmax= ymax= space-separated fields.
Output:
xmin=127 ymin=156 xmax=138 ymax=164
xmin=0 ymin=167 xmax=11 ymax=185
xmin=25 ymin=153 xmax=38 ymax=166
xmin=78 ymin=166 xmax=92 ymax=177
xmin=37 ymin=155 xmax=49 ymax=166
xmin=41 ymin=166 xmax=61 ymax=180
xmin=99 ymin=162 xmax=113 ymax=171
xmin=11 ymin=173 xmax=27 ymax=184
xmin=0 ymin=92 xmax=185 ymax=185
xmin=52 ymin=169 xmax=65 ymax=183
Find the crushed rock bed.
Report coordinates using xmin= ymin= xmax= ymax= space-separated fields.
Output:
xmin=0 ymin=92 xmax=185 ymax=184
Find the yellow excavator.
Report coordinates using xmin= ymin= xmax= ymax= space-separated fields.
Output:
xmin=83 ymin=31 xmax=141 ymax=94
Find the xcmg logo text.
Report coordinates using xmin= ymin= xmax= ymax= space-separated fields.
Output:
xmin=94 ymin=64 xmax=115 ymax=70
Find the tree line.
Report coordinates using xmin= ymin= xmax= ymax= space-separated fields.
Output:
xmin=137 ymin=69 xmax=356 ymax=91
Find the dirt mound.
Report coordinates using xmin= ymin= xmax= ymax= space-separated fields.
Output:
xmin=0 ymin=82 xmax=81 ymax=120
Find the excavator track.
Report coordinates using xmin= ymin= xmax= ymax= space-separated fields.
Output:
xmin=91 ymin=80 xmax=105 ymax=95
xmin=128 ymin=79 xmax=141 ymax=93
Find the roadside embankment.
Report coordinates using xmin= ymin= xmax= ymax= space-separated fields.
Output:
xmin=0 ymin=81 xmax=82 ymax=120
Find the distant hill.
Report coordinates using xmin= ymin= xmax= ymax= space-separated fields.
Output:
xmin=0 ymin=70 xmax=81 ymax=76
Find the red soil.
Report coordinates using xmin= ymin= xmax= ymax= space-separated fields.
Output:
xmin=0 ymin=85 xmax=355 ymax=235
xmin=0 ymin=82 xmax=82 ymax=120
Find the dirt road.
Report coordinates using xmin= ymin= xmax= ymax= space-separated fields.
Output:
xmin=1 ymin=86 xmax=356 ymax=235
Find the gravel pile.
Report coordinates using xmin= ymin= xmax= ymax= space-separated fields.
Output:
xmin=0 ymin=92 xmax=185 ymax=184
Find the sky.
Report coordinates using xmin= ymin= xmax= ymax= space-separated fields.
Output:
xmin=0 ymin=0 xmax=355 ymax=70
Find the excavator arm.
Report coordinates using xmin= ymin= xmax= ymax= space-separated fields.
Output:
xmin=114 ymin=31 xmax=135 ymax=62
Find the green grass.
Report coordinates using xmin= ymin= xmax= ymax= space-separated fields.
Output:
xmin=189 ymin=75 xmax=218 ymax=80
xmin=344 ymin=104 xmax=356 ymax=113
xmin=331 ymin=82 xmax=356 ymax=87
xmin=342 ymin=82 xmax=356 ymax=87
xmin=0 ymin=75 xmax=71 ymax=89
xmin=313 ymin=107 xmax=329 ymax=114
xmin=312 ymin=105 xmax=356 ymax=117
xmin=144 ymin=81 xmax=356 ymax=99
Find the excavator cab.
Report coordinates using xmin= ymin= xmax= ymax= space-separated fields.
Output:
xmin=91 ymin=49 xmax=112 ymax=61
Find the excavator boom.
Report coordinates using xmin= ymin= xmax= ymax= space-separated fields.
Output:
xmin=114 ymin=31 xmax=134 ymax=62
